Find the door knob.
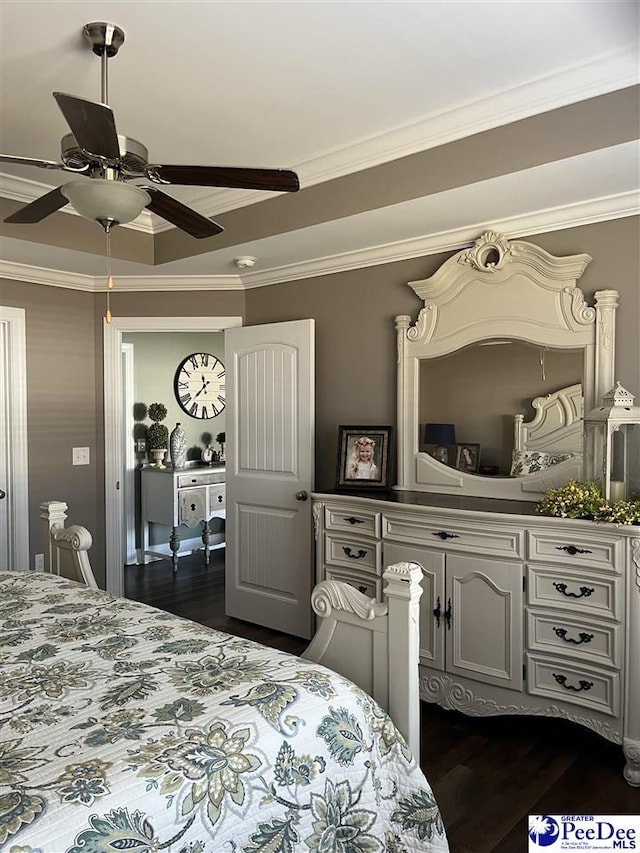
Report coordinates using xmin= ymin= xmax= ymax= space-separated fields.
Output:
xmin=0 ymin=489 xmax=5 ymax=500
xmin=295 ymin=490 xmax=309 ymax=502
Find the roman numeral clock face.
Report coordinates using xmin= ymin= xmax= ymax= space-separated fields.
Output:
xmin=174 ymin=353 xmax=225 ymax=420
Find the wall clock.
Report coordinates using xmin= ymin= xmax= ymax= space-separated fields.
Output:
xmin=174 ymin=352 xmax=225 ymax=419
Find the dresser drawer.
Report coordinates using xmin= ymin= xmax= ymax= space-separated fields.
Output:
xmin=324 ymin=566 xmax=381 ymax=601
xmin=382 ymin=513 xmax=523 ymax=559
xmin=527 ymin=566 xmax=621 ymax=621
xmin=324 ymin=533 xmax=381 ymax=575
xmin=526 ymin=653 xmax=620 ymax=717
xmin=527 ymin=530 xmax=621 ymax=574
xmin=323 ymin=504 xmax=381 ymax=537
xmin=177 ymin=470 xmax=225 ymax=487
xmin=527 ymin=611 xmax=621 ymax=668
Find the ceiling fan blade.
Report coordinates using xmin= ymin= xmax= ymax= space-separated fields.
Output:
xmin=53 ymin=92 xmax=120 ymax=160
xmin=0 ymin=154 xmax=75 ymax=172
xmin=144 ymin=164 xmax=300 ymax=193
xmin=143 ymin=187 xmax=224 ymax=239
xmin=4 ymin=186 xmax=69 ymax=223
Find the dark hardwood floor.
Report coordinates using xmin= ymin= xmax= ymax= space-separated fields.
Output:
xmin=126 ymin=552 xmax=639 ymax=853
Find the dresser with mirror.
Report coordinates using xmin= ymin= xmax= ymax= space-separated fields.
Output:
xmin=312 ymin=231 xmax=640 ymax=785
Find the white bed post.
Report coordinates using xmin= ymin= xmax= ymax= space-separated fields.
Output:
xmin=40 ymin=500 xmax=68 ymax=574
xmin=383 ymin=561 xmax=423 ymax=759
xmin=39 ymin=500 xmax=97 ymax=587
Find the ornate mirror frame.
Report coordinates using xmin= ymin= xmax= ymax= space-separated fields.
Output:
xmin=395 ymin=231 xmax=619 ymax=501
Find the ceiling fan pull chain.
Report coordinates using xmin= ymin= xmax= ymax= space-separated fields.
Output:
xmin=105 ymin=225 xmax=113 ymax=324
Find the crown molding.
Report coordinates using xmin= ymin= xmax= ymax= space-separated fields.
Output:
xmin=1 ymin=52 xmax=636 ymax=230
xmin=240 ymin=192 xmax=639 ymax=287
xmin=1 ymin=191 xmax=636 ymax=292
xmin=0 ymin=262 xmax=243 ymax=292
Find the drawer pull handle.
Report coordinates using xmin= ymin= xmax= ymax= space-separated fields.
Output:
xmin=357 ymin=585 xmax=368 ymax=595
xmin=553 ymin=627 xmax=594 ymax=645
xmin=343 ymin=547 xmax=367 ymax=559
xmin=344 ymin=516 xmax=365 ymax=525
xmin=552 ymin=582 xmax=595 ymax=599
xmin=552 ymin=673 xmax=593 ymax=693
xmin=433 ymin=531 xmax=460 ymax=541
xmin=444 ymin=598 xmax=452 ymax=630
xmin=555 ymin=545 xmax=593 ymax=556
xmin=433 ymin=596 xmax=441 ymax=628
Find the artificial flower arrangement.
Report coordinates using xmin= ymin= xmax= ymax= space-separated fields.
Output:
xmin=536 ymin=480 xmax=640 ymax=525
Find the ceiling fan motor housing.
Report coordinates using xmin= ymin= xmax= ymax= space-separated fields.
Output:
xmin=60 ymin=133 xmax=149 ymax=175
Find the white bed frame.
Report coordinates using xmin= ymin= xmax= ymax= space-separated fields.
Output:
xmin=39 ymin=501 xmax=423 ymax=758
xmin=511 ymin=381 xmax=584 ymax=485
xmin=40 ymin=501 xmax=98 ymax=587
xmin=514 ymin=382 xmax=583 ymax=456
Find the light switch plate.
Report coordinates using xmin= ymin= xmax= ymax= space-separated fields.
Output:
xmin=72 ymin=446 xmax=90 ymax=466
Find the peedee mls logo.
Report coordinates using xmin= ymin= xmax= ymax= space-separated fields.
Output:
xmin=529 ymin=815 xmax=639 ymax=851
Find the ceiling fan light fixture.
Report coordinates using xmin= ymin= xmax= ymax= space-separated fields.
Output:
xmin=61 ymin=179 xmax=150 ymax=226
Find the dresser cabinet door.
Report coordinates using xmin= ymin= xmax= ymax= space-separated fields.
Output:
xmin=178 ymin=488 xmax=206 ymax=528
xmin=446 ymin=554 xmax=524 ymax=692
xmin=384 ymin=542 xmax=445 ymax=671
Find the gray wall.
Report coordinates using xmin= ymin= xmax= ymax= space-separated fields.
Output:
xmin=123 ymin=331 xmax=226 ymax=458
xmin=1 ymin=215 xmax=638 ymax=586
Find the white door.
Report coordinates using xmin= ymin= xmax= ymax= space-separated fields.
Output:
xmin=225 ymin=319 xmax=315 ymax=639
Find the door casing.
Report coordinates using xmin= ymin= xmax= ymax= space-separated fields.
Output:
xmin=103 ymin=316 xmax=242 ymax=596
xmin=0 ymin=306 xmax=29 ymax=570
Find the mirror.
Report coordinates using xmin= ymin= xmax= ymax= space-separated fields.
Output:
xmin=419 ymin=342 xmax=584 ymax=475
xmin=395 ymin=231 xmax=618 ymax=502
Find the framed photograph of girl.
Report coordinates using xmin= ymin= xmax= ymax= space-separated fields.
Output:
xmin=336 ymin=425 xmax=393 ymax=490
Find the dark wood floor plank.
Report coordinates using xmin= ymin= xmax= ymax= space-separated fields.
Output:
xmin=125 ymin=554 xmax=640 ymax=852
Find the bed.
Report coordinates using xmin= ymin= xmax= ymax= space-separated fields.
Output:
xmin=510 ymin=382 xmax=583 ymax=487
xmin=0 ymin=502 xmax=449 ymax=851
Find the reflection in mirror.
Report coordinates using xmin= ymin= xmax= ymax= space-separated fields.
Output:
xmin=419 ymin=341 xmax=583 ymax=476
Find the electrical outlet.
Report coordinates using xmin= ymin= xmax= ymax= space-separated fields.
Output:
xmin=34 ymin=553 xmax=44 ymax=571
xmin=72 ymin=446 xmax=90 ymax=466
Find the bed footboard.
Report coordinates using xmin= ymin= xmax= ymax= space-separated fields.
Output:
xmin=40 ymin=501 xmax=98 ymax=587
xmin=303 ymin=561 xmax=423 ymax=758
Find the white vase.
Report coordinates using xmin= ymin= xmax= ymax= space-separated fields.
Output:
xmin=150 ymin=448 xmax=166 ymax=469
xmin=170 ymin=422 xmax=187 ymax=468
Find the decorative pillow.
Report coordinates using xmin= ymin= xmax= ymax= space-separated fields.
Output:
xmin=510 ymin=450 xmax=572 ymax=477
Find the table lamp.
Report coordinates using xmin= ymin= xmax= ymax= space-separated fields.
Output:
xmin=424 ymin=423 xmax=456 ymax=464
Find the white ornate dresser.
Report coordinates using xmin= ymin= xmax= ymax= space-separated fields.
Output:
xmin=313 ymin=232 xmax=640 ymax=785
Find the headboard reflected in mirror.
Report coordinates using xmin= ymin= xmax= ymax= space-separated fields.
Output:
xmin=395 ymin=231 xmax=619 ymax=501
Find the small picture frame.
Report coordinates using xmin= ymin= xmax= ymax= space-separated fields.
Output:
xmin=455 ymin=443 xmax=481 ymax=474
xmin=336 ymin=425 xmax=393 ymax=490
xmin=423 ymin=443 xmax=458 ymax=467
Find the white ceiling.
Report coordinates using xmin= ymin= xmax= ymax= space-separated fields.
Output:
xmin=1 ymin=0 xmax=638 ymax=286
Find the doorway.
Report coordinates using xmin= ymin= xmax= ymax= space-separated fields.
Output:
xmin=103 ymin=316 xmax=242 ymax=597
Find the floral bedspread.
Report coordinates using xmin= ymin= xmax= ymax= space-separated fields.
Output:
xmin=0 ymin=571 xmax=449 ymax=852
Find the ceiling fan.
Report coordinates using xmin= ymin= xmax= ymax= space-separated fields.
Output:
xmin=1 ymin=22 xmax=300 ymax=238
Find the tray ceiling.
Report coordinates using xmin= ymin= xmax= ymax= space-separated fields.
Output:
xmin=1 ymin=0 xmax=638 ymax=288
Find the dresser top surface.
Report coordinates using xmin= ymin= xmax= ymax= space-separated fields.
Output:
xmin=312 ymin=489 xmax=640 ymax=534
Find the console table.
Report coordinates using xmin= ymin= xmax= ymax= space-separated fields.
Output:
xmin=141 ymin=464 xmax=225 ymax=571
